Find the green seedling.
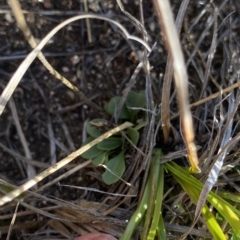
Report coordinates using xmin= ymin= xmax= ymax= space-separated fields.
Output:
xmin=81 ymin=91 xmax=146 ymax=185
xmin=104 ymin=91 xmax=146 ymax=121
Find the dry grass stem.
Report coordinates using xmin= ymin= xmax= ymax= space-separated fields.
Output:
xmin=7 ymin=0 xmax=102 ymax=112
xmin=6 ymin=202 xmax=19 ymax=240
xmin=0 ymin=13 xmax=150 ymax=115
xmin=0 ymin=122 xmax=133 ymax=206
xmin=9 ymin=98 xmax=36 ymax=180
xmin=161 ymin=0 xmax=190 ymax=143
xmin=153 ymin=0 xmax=200 ymax=173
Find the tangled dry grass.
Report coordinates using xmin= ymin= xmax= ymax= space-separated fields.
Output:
xmin=0 ymin=0 xmax=240 ymax=239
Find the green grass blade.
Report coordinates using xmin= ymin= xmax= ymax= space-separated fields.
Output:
xmin=142 ymin=149 xmax=162 ymax=240
xmin=217 ymin=191 xmax=240 ymax=203
xmin=207 ymin=194 xmax=240 ymax=234
xmin=166 ymin=162 xmax=240 ymax=237
xmin=157 ymin=215 xmax=167 ymax=240
xmin=175 ymin=175 xmax=226 ymax=240
xmin=120 ymin=178 xmax=150 ymax=240
xmin=147 ymin=160 xmax=165 ymax=240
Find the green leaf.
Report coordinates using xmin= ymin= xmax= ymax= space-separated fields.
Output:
xmin=126 ymin=91 xmax=145 ymax=120
xmin=104 ymin=96 xmax=129 ymax=119
xmin=126 ymin=91 xmax=146 ymax=108
xmin=134 ymin=120 xmax=147 ymax=130
xmin=86 ymin=119 xmax=107 ymax=138
xmin=175 ymin=175 xmax=226 ymax=240
xmin=127 ymin=127 xmax=139 ymax=145
xmin=217 ymin=192 xmax=240 ymax=203
xmin=97 ymin=137 xmax=122 ymax=150
xmin=102 ymin=150 xmax=125 ymax=185
xmin=81 ymin=137 xmax=103 ymax=159
xmin=92 ymin=152 xmax=108 ymax=166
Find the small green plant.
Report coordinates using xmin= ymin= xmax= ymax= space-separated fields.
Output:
xmin=81 ymin=91 xmax=147 ymax=185
xmin=81 ymin=91 xmax=240 ymax=239
xmin=81 ymin=92 xmax=166 ymax=239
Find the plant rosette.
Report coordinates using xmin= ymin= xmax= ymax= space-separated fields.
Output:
xmin=81 ymin=91 xmax=147 ymax=185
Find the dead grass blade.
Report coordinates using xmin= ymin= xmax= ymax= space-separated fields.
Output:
xmin=116 ymin=0 xmax=147 ymax=35
xmin=0 ymin=121 xmax=133 ymax=206
xmin=58 ymin=183 xmax=137 ymax=197
xmin=83 ymin=0 xmax=92 ymax=43
xmin=182 ymin=93 xmax=238 ymax=239
xmin=199 ymin=8 xmax=218 ymax=99
xmin=114 ymin=62 xmax=143 ymax=122
xmin=0 ymin=13 xmax=150 ymax=116
xmin=48 ymin=219 xmax=72 ymax=239
xmin=47 ymin=114 xmax=56 ymax=165
xmin=9 ymin=98 xmax=36 ymax=180
xmin=0 ymin=178 xmax=106 ymax=217
xmin=36 ymin=160 xmax=91 ymax=193
xmin=57 ymin=114 xmax=76 ymax=151
xmin=19 ymin=200 xmax=78 ymax=222
xmin=0 ymin=142 xmax=51 ymax=168
xmin=170 ymin=80 xmax=240 ymax=121
xmin=0 ymin=221 xmax=38 ymax=236
xmin=195 ymin=94 xmax=235 ymax=218
xmin=199 ymin=93 xmax=225 ymax=174
xmin=7 ymin=0 xmax=102 ymax=112
xmin=6 ymin=202 xmax=19 ymax=240
xmin=161 ymin=0 xmax=190 ymax=143
xmin=153 ymin=0 xmax=200 ymax=173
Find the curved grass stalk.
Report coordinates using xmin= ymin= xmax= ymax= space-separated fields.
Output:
xmin=0 ymin=14 xmax=150 ymax=115
xmin=8 ymin=0 xmax=103 ymax=112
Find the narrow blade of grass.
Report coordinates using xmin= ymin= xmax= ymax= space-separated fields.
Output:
xmin=119 ymin=178 xmax=150 ymax=240
xmin=0 ymin=122 xmax=133 ymax=206
xmin=166 ymin=162 xmax=240 ymax=237
xmin=157 ymin=215 xmax=166 ymax=240
xmin=175 ymin=175 xmax=226 ymax=240
xmin=147 ymin=156 xmax=165 ymax=240
xmin=142 ymin=149 xmax=162 ymax=239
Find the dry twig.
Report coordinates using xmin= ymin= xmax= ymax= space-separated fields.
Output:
xmin=153 ymin=0 xmax=200 ymax=173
